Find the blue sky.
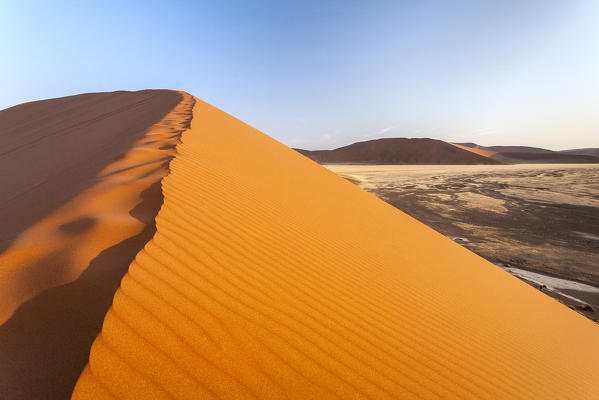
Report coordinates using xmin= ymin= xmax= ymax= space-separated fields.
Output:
xmin=1 ymin=0 xmax=598 ymax=150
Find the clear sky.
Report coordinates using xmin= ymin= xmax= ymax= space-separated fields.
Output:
xmin=1 ymin=0 xmax=598 ymax=150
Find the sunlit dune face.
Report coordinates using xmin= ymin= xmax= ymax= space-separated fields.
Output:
xmin=450 ymin=142 xmax=498 ymax=158
xmin=73 ymin=97 xmax=599 ymax=399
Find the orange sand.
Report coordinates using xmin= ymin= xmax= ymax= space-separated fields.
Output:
xmin=0 ymin=90 xmax=193 ymax=399
xmin=73 ymin=98 xmax=599 ymax=399
xmin=450 ymin=142 xmax=498 ymax=158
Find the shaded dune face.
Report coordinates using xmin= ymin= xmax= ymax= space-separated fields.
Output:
xmin=0 ymin=90 xmax=194 ymax=399
xmin=74 ymin=98 xmax=599 ymax=399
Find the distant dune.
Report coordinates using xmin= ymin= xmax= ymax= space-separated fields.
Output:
xmin=0 ymin=90 xmax=194 ymax=399
xmin=453 ymin=142 xmax=599 ymax=164
xmin=71 ymin=97 xmax=598 ymax=399
xmin=560 ymin=147 xmax=599 ymax=157
xmin=296 ymin=138 xmax=504 ymax=164
xmin=299 ymin=140 xmax=599 ymax=165
xmin=492 ymin=151 xmax=599 ymax=164
xmin=481 ymin=145 xmax=555 ymax=154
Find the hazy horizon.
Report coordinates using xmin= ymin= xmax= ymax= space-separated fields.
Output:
xmin=2 ymin=0 xmax=598 ymax=150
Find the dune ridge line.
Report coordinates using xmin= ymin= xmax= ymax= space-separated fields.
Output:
xmin=73 ymin=97 xmax=599 ymax=399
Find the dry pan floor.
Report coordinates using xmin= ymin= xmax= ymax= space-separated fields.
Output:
xmin=73 ymin=97 xmax=599 ymax=399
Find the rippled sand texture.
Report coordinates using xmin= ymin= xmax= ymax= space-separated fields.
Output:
xmin=74 ymin=99 xmax=599 ymax=399
xmin=0 ymin=90 xmax=194 ymax=399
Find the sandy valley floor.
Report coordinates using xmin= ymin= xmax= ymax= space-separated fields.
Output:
xmin=326 ymin=164 xmax=599 ymax=320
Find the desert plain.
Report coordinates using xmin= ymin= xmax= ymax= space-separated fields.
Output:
xmin=327 ymin=163 xmax=599 ymax=320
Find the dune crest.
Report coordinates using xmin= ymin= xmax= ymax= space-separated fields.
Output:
xmin=73 ymin=97 xmax=598 ymax=399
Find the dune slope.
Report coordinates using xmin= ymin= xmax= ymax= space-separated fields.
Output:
xmin=450 ymin=142 xmax=498 ymax=158
xmin=74 ymin=98 xmax=598 ymax=399
xmin=0 ymin=90 xmax=194 ymax=399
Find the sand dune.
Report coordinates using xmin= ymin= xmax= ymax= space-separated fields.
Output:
xmin=0 ymin=90 xmax=194 ymax=399
xmin=480 ymin=145 xmax=554 ymax=154
xmin=492 ymin=151 xmax=599 ymax=164
xmin=454 ymin=142 xmax=599 ymax=164
xmin=73 ymin=98 xmax=599 ymax=399
xmin=296 ymin=138 xmax=504 ymax=165
xmin=301 ymin=140 xmax=599 ymax=165
xmin=560 ymin=148 xmax=599 ymax=157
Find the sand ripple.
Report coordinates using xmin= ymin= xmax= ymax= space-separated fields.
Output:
xmin=73 ymin=99 xmax=599 ymax=399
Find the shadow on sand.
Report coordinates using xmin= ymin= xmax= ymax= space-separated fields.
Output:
xmin=0 ymin=181 xmax=163 ymax=399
